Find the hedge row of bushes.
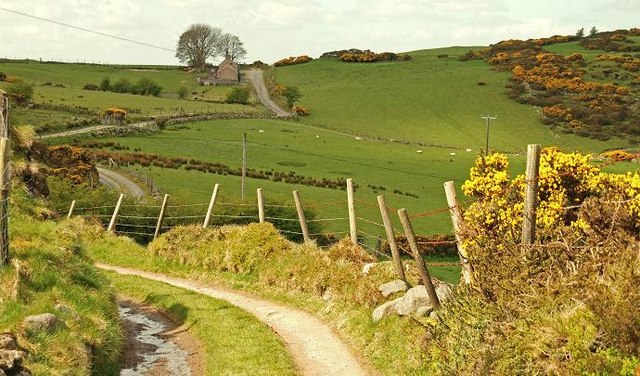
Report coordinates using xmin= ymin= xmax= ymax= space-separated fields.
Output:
xmin=83 ymin=76 xmax=163 ymax=96
xmin=274 ymin=55 xmax=312 ymax=67
xmin=338 ymin=51 xmax=412 ymax=63
xmin=76 ymin=146 xmax=356 ymax=191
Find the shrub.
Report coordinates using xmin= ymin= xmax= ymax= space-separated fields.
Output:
xmin=132 ymin=77 xmax=163 ymax=96
xmin=99 ymin=76 xmax=111 ymax=91
xmin=281 ymin=86 xmax=302 ymax=108
xmin=291 ymin=105 xmax=309 ymax=116
xmin=424 ymin=149 xmax=640 ymax=374
xmin=274 ymin=55 xmax=312 ymax=67
xmin=6 ymin=79 xmax=34 ymax=106
xmin=225 ymin=86 xmax=251 ymax=104
xmin=111 ymin=78 xmax=132 ymax=93
xmin=177 ymin=86 xmax=189 ymax=99
xmin=0 ymin=71 xmax=6 ymax=81
xmin=83 ymin=83 xmax=99 ymax=91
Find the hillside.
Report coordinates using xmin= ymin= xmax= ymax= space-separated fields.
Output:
xmin=273 ymin=46 xmax=633 ymax=153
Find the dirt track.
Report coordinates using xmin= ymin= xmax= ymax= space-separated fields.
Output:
xmin=246 ymin=68 xmax=291 ymax=117
xmin=97 ymin=263 xmax=369 ymax=376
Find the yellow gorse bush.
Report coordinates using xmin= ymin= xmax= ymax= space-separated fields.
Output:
xmin=461 ymin=148 xmax=640 ymax=251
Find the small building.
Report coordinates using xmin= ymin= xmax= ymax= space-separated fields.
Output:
xmin=199 ymin=55 xmax=240 ymax=85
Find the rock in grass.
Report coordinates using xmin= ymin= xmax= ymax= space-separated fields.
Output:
xmin=361 ymin=263 xmax=376 ymax=275
xmin=0 ymin=349 xmax=25 ymax=372
xmin=372 ymin=281 xmax=454 ymax=321
xmin=379 ymin=280 xmax=409 ymax=297
xmin=0 ymin=334 xmax=16 ymax=350
xmin=23 ymin=313 xmax=60 ymax=334
xmin=372 ymin=298 xmax=400 ymax=323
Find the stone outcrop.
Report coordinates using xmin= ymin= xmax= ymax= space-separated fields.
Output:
xmin=0 ymin=333 xmax=30 ymax=376
xmin=372 ymin=281 xmax=453 ymax=322
xmin=378 ymin=280 xmax=409 ymax=297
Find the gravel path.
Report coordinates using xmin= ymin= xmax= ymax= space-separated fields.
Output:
xmin=246 ymin=68 xmax=291 ymax=117
xmin=96 ymin=263 xmax=369 ymax=376
xmin=97 ymin=167 xmax=145 ymax=198
xmin=38 ymin=121 xmax=155 ymax=139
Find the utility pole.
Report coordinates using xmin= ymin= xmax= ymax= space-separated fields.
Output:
xmin=241 ymin=132 xmax=247 ymax=200
xmin=481 ymin=114 xmax=497 ymax=156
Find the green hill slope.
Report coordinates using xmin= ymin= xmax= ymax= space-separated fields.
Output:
xmin=274 ymin=46 xmax=628 ymax=153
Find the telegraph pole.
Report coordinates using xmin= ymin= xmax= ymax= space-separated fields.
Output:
xmin=481 ymin=114 xmax=497 ymax=156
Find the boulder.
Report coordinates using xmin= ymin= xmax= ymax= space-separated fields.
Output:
xmin=393 ymin=285 xmax=431 ymax=316
xmin=372 ymin=299 xmax=400 ymax=323
xmin=371 ymin=281 xmax=454 ymax=322
xmin=0 ymin=334 xmax=16 ymax=350
xmin=378 ymin=280 xmax=408 ymax=297
xmin=0 ymin=349 xmax=25 ymax=372
xmin=23 ymin=313 xmax=59 ymax=334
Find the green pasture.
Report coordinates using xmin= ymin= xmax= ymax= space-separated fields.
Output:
xmin=52 ymin=118 xmax=537 ymax=238
xmin=273 ymin=46 xmax=630 ymax=152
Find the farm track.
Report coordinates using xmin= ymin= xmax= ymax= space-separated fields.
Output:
xmin=97 ymin=167 xmax=145 ymax=197
xmin=37 ymin=121 xmax=155 ymax=139
xmin=246 ymin=68 xmax=291 ymax=117
xmin=96 ymin=263 xmax=370 ymax=376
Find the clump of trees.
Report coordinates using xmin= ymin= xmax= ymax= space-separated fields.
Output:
xmin=84 ymin=76 xmax=163 ymax=97
xmin=175 ymin=24 xmax=247 ymax=71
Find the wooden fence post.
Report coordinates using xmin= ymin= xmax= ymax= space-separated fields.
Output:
xmin=67 ymin=200 xmax=76 ymax=219
xmin=203 ymin=184 xmax=220 ymax=228
xmin=346 ymin=178 xmax=357 ymax=243
xmin=293 ymin=190 xmax=311 ymax=243
xmin=444 ymin=181 xmax=473 ymax=286
xmin=0 ymin=137 xmax=10 ymax=265
xmin=107 ymin=193 xmax=124 ymax=232
xmin=522 ymin=144 xmax=541 ymax=245
xmin=0 ymin=92 xmax=9 ymax=138
xmin=154 ymin=194 xmax=169 ymax=240
xmin=377 ymin=195 xmax=407 ymax=283
xmin=257 ymin=188 xmax=265 ymax=223
xmin=398 ymin=208 xmax=440 ymax=308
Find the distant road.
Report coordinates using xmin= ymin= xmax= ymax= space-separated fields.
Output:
xmin=246 ymin=68 xmax=291 ymax=117
xmin=38 ymin=121 xmax=155 ymax=139
xmin=97 ymin=167 xmax=144 ymax=198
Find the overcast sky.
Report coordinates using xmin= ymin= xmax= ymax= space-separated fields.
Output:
xmin=1 ymin=0 xmax=638 ymax=65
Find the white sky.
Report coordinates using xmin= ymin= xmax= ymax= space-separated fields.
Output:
xmin=0 ymin=0 xmax=638 ymax=65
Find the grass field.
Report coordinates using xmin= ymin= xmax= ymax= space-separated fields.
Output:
xmin=273 ymin=46 xmax=631 ymax=152
xmin=51 ymin=118 xmax=492 ymax=237
xmin=0 ymin=60 xmax=259 ymax=131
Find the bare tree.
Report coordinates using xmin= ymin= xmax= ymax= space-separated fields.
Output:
xmin=216 ymin=33 xmax=247 ymax=61
xmin=176 ymin=24 xmax=222 ymax=71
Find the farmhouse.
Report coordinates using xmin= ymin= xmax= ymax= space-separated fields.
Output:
xmin=199 ymin=55 xmax=239 ymax=85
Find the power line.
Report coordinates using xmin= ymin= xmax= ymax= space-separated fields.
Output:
xmin=0 ymin=6 xmax=175 ymax=53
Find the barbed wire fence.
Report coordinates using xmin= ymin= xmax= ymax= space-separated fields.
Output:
xmin=60 ymin=143 xmax=640 ymax=288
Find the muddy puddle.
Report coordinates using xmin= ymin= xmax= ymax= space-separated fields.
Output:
xmin=118 ymin=300 xmax=194 ymax=376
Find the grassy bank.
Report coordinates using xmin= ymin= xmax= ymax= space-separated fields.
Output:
xmin=1 ymin=207 xmax=122 ymax=374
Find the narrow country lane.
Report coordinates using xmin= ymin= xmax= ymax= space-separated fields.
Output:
xmin=96 ymin=263 xmax=370 ymax=376
xmin=246 ymin=68 xmax=291 ymax=117
xmin=97 ymin=167 xmax=145 ymax=198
